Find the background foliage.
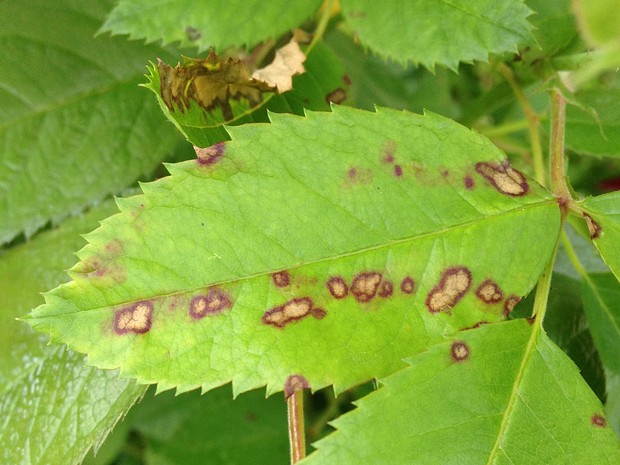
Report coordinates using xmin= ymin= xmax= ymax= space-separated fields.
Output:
xmin=1 ymin=0 xmax=620 ymax=464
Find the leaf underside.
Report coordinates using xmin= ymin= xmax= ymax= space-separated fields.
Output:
xmin=339 ymin=0 xmax=533 ymax=69
xmin=302 ymin=320 xmax=620 ymax=464
xmin=29 ymin=106 xmax=560 ymax=396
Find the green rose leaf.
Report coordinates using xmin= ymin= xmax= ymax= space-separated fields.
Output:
xmin=581 ymin=191 xmax=620 ymax=280
xmin=302 ymin=320 xmax=620 ymax=464
xmin=565 ymin=89 xmax=620 ymax=158
xmin=0 ymin=0 xmax=181 ymax=245
xmin=582 ymin=273 xmax=620 ymax=374
xmin=339 ymin=0 xmax=533 ymax=69
xmin=0 ymin=201 xmax=145 ymax=465
xmin=28 ymin=107 xmax=560 ymax=396
xmin=101 ymin=0 xmax=322 ymax=52
xmin=573 ymin=0 xmax=620 ymax=48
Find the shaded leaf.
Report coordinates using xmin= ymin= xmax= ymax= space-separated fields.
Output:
xmin=582 ymin=273 xmax=620 ymax=373
xmin=28 ymin=107 xmax=560 ymax=397
xmin=566 ymin=89 xmax=620 ymax=157
xmin=339 ymin=0 xmax=533 ymax=69
xmin=0 ymin=201 xmax=146 ymax=465
xmin=302 ymin=320 xmax=620 ymax=464
xmin=524 ymin=0 xmax=578 ymax=56
xmin=543 ymin=273 xmax=606 ymax=400
xmin=0 ymin=0 xmax=182 ymax=244
xmin=581 ymin=191 xmax=620 ymax=280
xmin=101 ymin=0 xmax=322 ymax=51
xmin=130 ymin=386 xmax=288 ymax=465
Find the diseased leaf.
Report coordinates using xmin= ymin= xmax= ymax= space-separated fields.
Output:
xmin=582 ymin=273 xmax=620 ymax=373
xmin=565 ymin=89 xmax=620 ymax=158
xmin=145 ymin=42 xmax=343 ymax=147
xmin=0 ymin=200 xmax=146 ymax=465
xmin=252 ymin=38 xmax=307 ymax=93
xmin=28 ymin=107 xmax=560 ymax=397
xmin=581 ymin=191 xmax=620 ymax=280
xmin=302 ymin=320 xmax=620 ymax=464
xmin=130 ymin=386 xmax=288 ymax=465
xmin=0 ymin=0 xmax=182 ymax=244
xmin=101 ymin=0 xmax=322 ymax=51
xmin=339 ymin=0 xmax=533 ymax=69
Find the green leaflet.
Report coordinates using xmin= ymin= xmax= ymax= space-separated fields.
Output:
xmin=302 ymin=320 xmax=620 ymax=464
xmin=0 ymin=0 xmax=182 ymax=244
xmin=28 ymin=107 xmax=560 ymax=396
xmin=582 ymin=273 xmax=620 ymax=374
xmin=101 ymin=0 xmax=322 ymax=52
xmin=573 ymin=0 xmax=620 ymax=47
xmin=0 ymin=200 xmax=145 ymax=465
xmin=565 ymin=89 xmax=620 ymax=158
xmin=581 ymin=191 xmax=620 ymax=280
xmin=340 ymin=0 xmax=533 ymax=69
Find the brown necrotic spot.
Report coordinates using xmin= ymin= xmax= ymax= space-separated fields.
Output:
xmin=311 ymin=307 xmax=327 ymax=319
xmin=195 ymin=142 xmax=226 ymax=166
xmin=400 ymin=277 xmax=415 ymax=294
xmin=591 ymin=414 xmax=607 ymax=428
xmin=284 ymin=374 xmax=309 ymax=399
xmin=394 ymin=165 xmax=403 ymax=177
xmin=114 ymin=301 xmax=153 ymax=335
xmin=272 ymin=270 xmax=290 ymax=288
xmin=503 ymin=295 xmax=521 ymax=317
xmin=343 ymin=74 xmax=352 ymax=86
xmin=451 ymin=341 xmax=470 ymax=362
xmin=378 ymin=280 xmax=393 ymax=298
xmin=425 ymin=266 xmax=472 ymax=313
xmin=475 ymin=161 xmax=529 ymax=196
xmin=351 ymin=272 xmax=382 ymax=303
xmin=583 ymin=213 xmax=602 ymax=239
xmin=262 ymin=297 xmax=316 ymax=328
xmin=475 ymin=279 xmax=503 ymax=304
xmin=326 ymin=276 xmax=349 ymax=299
xmin=464 ymin=175 xmax=475 ymax=189
xmin=326 ymin=88 xmax=346 ymax=104
xmin=185 ymin=26 xmax=202 ymax=41
xmin=189 ymin=288 xmax=232 ymax=319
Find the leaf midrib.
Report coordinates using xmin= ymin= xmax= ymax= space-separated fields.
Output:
xmin=52 ymin=198 xmax=558 ymax=315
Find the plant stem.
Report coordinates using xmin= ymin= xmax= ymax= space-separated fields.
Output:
xmin=310 ymin=0 xmax=337 ymax=50
xmin=497 ymin=64 xmax=546 ymax=187
xmin=560 ymin=230 xmax=588 ymax=279
xmin=549 ymin=89 xmax=572 ymax=208
xmin=287 ymin=389 xmax=306 ymax=463
xmin=479 ymin=119 xmax=531 ymax=137
xmin=530 ymin=242 xmax=558 ymax=325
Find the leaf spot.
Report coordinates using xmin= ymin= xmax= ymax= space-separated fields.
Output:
xmin=394 ymin=165 xmax=403 ymax=177
xmin=272 ymin=270 xmax=291 ymax=288
xmin=189 ymin=289 xmax=232 ymax=320
xmin=503 ymin=295 xmax=521 ymax=317
xmin=582 ymin=213 xmax=602 ymax=239
xmin=400 ymin=276 xmax=415 ymax=294
xmin=326 ymin=88 xmax=347 ymax=104
xmin=378 ymin=280 xmax=393 ymax=298
xmin=475 ymin=279 xmax=503 ymax=304
xmin=475 ymin=161 xmax=529 ymax=196
xmin=262 ymin=297 xmax=316 ymax=328
xmin=351 ymin=272 xmax=382 ymax=303
xmin=326 ymin=276 xmax=349 ymax=299
xmin=284 ymin=374 xmax=309 ymax=399
xmin=591 ymin=414 xmax=607 ymax=428
xmin=195 ymin=142 xmax=226 ymax=166
xmin=425 ymin=266 xmax=472 ymax=313
xmin=114 ymin=302 xmax=153 ymax=335
xmin=450 ymin=341 xmax=470 ymax=362
xmin=464 ymin=175 xmax=475 ymax=189
xmin=185 ymin=26 xmax=202 ymax=42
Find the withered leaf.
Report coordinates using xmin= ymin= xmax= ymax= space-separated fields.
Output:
xmin=158 ymin=49 xmax=276 ymax=120
xmin=251 ymin=39 xmax=306 ymax=93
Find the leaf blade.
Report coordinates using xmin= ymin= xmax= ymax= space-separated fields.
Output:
xmin=28 ymin=107 xmax=560 ymax=396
